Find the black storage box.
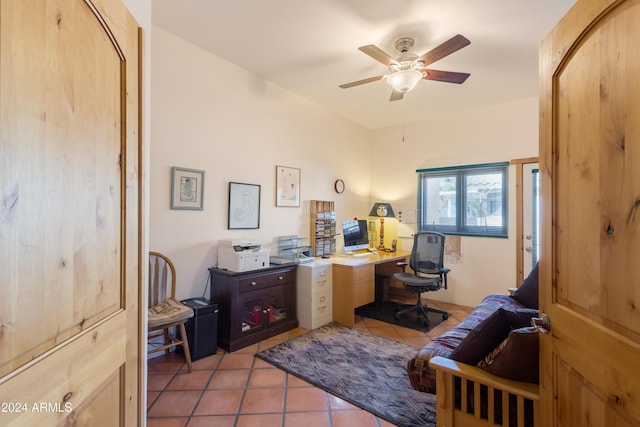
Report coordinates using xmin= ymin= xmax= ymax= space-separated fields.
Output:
xmin=178 ymin=297 xmax=219 ymax=361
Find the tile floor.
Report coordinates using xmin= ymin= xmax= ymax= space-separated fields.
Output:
xmin=147 ymin=299 xmax=472 ymax=427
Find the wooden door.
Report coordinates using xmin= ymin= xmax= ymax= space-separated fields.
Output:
xmin=539 ymin=0 xmax=640 ymax=425
xmin=0 ymin=0 xmax=141 ymax=425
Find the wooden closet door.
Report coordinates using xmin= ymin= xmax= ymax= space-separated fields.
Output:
xmin=0 ymin=0 xmax=141 ymax=425
xmin=540 ymin=0 xmax=640 ymax=425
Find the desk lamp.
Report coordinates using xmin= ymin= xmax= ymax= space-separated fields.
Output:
xmin=369 ymin=202 xmax=395 ymax=250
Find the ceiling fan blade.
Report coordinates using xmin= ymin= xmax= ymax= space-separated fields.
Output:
xmin=423 ymin=69 xmax=470 ymax=84
xmin=390 ymin=90 xmax=404 ymax=101
xmin=339 ymin=75 xmax=385 ymax=89
xmin=418 ymin=34 xmax=470 ymax=67
xmin=358 ymin=45 xmax=398 ymax=67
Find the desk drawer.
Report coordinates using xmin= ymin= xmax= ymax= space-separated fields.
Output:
xmin=353 ymin=264 xmax=374 ymax=282
xmin=238 ymin=270 xmax=294 ymax=293
xmin=311 ymin=294 xmax=331 ymax=318
xmin=354 ymin=277 xmax=375 ymax=307
xmin=312 ymin=279 xmax=332 ymax=301
xmin=309 ymin=314 xmax=332 ymax=329
xmin=313 ymin=277 xmax=332 ymax=296
xmin=311 ymin=264 xmax=332 ymax=286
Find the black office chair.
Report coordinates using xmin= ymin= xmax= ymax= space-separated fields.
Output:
xmin=393 ymin=231 xmax=450 ymax=324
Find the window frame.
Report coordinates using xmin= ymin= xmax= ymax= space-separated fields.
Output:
xmin=417 ymin=162 xmax=509 ymax=238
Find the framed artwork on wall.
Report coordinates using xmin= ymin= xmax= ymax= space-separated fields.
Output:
xmin=228 ymin=182 xmax=261 ymax=229
xmin=171 ymin=167 xmax=205 ymax=210
xmin=275 ymin=165 xmax=300 ymax=207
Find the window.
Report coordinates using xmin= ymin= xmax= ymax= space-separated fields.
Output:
xmin=417 ymin=162 xmax=508 ymax=237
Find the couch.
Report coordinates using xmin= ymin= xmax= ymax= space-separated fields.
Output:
xmin=407 ymin=293 xmax=531 ymax=392
xmin=409 ymin=264 xmax=541 ymax=427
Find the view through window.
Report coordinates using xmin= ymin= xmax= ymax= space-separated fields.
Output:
xmin=417 ymin=163 xmax=508 ymax=237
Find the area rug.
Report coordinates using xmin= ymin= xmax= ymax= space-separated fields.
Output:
xmin=255 ymin=323 xmax=436 ymax=427
xmin=355 ymin=300 xmax=444 ymax=333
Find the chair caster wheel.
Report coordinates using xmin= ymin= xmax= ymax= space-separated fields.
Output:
xmin=442 ymin=314 xmax=449 ymax=321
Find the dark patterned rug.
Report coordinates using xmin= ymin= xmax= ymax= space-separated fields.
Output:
xmin=254 ymin=323 xmax=436 ymax=427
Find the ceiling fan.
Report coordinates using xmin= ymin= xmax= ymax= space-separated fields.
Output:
xmin=339 ymin=34 xmax=471 ymax=101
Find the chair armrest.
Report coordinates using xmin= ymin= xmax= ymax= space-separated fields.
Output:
xmin=429 ymin=356 xmax=539 ymax=401
xmin=439 ymin=267 xmax=450 ymax=289
xmin=396 ymin=261 xmax=408 ymax=272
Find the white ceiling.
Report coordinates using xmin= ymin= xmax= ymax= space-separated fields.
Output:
xmin=152 ymin=0 xmax=575 ymax=130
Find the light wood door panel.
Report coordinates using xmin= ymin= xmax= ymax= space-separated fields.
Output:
xmin=0 ymin=312 xmax=125 ymax=426
xmin=540 ymin=0 xmax=640 ymax=425
xmin=0 ymin=0 xmax=141 ymax=425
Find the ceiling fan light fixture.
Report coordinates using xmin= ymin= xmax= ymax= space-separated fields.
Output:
xmin=387 ymin=69 xmax=423 ymax=93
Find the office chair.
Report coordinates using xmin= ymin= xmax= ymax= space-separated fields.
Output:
xmin=393 ymin=232 xmax=450 ymax=324
xmin=148 ymin=252 xmax=194 ymax=372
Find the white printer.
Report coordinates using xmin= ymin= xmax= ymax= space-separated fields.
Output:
xmin=217 ymin=239 xmax=270 ymax=272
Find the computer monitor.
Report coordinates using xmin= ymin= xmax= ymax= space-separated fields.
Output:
xmin=342 ymin=219 xmax=369 ymax=252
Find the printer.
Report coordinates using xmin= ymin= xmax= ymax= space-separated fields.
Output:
xmin=217 ymin=239 xmax=270 ymax=272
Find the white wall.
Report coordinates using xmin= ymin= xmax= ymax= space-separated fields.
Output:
xmin=370 ymin=98 xmax=539 ymax=307
xmin=150 ymin=26 xmax=372 ymax=300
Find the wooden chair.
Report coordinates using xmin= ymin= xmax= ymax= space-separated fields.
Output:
xmin=148 ymin=251 xmax=194 ymax=372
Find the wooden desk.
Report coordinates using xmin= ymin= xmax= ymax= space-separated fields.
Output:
xmin=327 ymin=250 xmax=409 ymax=327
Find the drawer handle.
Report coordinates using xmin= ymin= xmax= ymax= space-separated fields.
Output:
xmin=277 ymin=276 xmax=284 ymax=280
xmin=319 ymin=296 xmax=326 ymax=303
xmin=251 ymin=281 xmax=257 ymax=286
xmin=318 ymin=305 xmax=327 ymax=310
xmin=319 ymin=272 xmax=325 ymax=276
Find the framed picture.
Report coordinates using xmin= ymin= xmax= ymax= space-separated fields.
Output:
xmin=275 ymin=165 xmax=300 ymax=207
xmin=228 ymin=182 xmax=261 ymax=229
xmin=171 ymin=167 xmax=204 ymax=210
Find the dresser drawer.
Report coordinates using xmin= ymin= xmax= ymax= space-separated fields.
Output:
xmin=238 ymin=270 xmax=294 ymax=293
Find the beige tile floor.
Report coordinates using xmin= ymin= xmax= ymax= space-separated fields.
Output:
xmin=147 ymin=299 xmax=472 ymax=427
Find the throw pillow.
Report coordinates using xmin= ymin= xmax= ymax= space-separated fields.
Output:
xmin=511 ymin=262 xmax=539 ymax=309
xmin=479 ymin=326 xmax=539 ymax=383
xmin=449 ymin=307 xmax=538 ymax=365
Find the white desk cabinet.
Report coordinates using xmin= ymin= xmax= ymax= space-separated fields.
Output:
xmin=296 ymin=262 xmax=333 ymax=329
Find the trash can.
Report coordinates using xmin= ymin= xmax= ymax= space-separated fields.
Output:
xmin=179 ymin=297 xmax=218 ymax=361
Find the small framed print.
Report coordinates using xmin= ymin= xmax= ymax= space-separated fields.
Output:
xmin=228 ymin=182 xmax=261 ymax=229
xmin=170 ymin=167 xmax=204 ymax=210
xmin=275 ymin=165 xmax=300 ymax=207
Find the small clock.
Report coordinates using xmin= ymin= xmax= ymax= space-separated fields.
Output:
xmin=334 ymin=179 xmax=345 ymax=194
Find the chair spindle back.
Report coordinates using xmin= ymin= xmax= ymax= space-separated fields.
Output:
xmin=149 ymin=251 xmax=176 ymax=307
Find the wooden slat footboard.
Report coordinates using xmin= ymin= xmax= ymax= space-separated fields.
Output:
xmin=429 ymin=356 xmax=539 ymax=427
